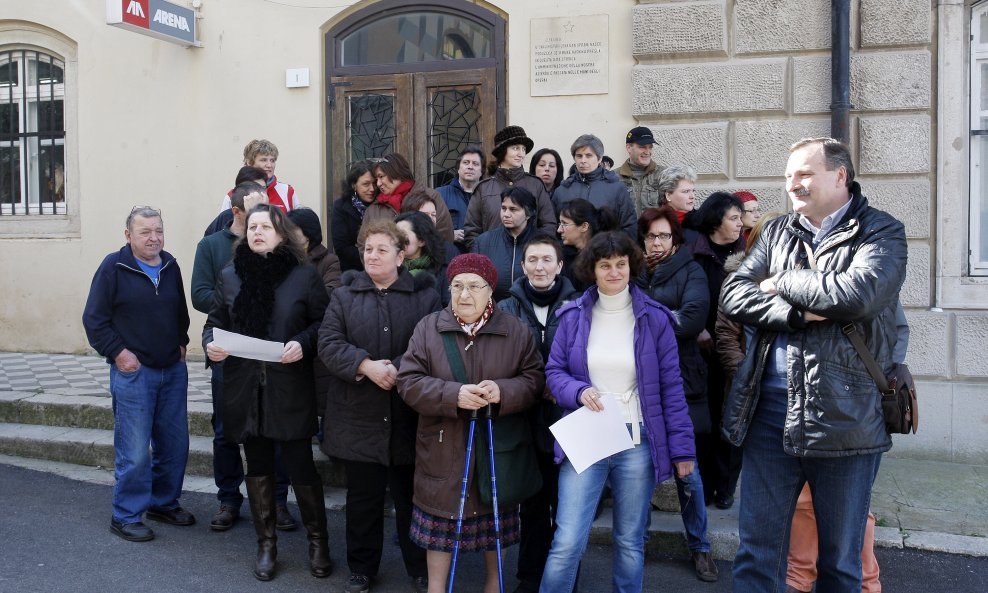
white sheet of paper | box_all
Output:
[212,328,284,363]
[549,393,635,473]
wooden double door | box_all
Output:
[328,67,497,194]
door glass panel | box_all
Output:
[347,93,396,164]
[428,89,482,188]
[0,145,21,206]
[0,103,19,134]
[982,63,988,112]
[341,12,491,66]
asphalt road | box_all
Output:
[0,463,985,593]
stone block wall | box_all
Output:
[631,0,988,462]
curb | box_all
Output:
[2,453,984,560]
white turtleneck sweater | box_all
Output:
[586,286,641,434]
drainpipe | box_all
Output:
[830,0,853,142]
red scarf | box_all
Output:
[675,210,687,224]
[377,180,414,213]
[452,299,495,351]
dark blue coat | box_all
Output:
[83,246,190,369]
[637,248,711,432]
[471,223,537,301]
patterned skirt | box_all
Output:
[410,504,521,553]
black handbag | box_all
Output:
[441,332,543,506]
[802,241,918,435]
[842,324,919,435]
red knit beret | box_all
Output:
[447,253,498,289]
[733,191,759,204]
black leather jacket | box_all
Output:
[719,185,907,457]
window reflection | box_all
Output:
[341,12,491,66]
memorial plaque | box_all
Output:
[531,15,609,97]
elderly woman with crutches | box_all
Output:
[398,254,544,593]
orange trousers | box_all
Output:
[786,483,881,592]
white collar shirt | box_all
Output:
[799,195,854,246]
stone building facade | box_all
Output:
[632,0,985,462]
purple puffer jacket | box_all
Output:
[546,284,696,484]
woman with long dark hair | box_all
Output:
[683,191,745,510]
[332,160,377,272]
[556,198,619,292]
[204,204,331,581]
[529,147,565,196]
[396,211,453,306]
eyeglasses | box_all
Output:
[744,206,760,213]
[450,282,490,295]
[558,222,576,229]
[645,232,673,242]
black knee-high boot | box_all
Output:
[246,476,278,581]
[294,482,333,578]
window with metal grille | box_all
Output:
[0,49,65,216]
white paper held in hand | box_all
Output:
[212,328,284,363]
[549,393,635,473]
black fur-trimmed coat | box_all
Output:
[317,268,442,466]
[203,247,329,443]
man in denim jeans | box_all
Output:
[720,138,907,593]
[83,206,193,542]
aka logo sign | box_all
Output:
[126,0,145,19]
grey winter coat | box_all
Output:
[317,269,442,466]
[551,166,637,238]
[719,185,907,457]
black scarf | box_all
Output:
[232,242,299,339]
[522,279,563,309]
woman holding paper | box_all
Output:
[397,253,544,593]
[203,204,331,582]
[539,231,696,593]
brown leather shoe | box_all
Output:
[210,505,240,531]
[691,551,720,582]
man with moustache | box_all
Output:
[615,126,666,214]
[719,137,907,593]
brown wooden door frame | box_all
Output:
[324,0,505,206]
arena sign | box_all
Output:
[106,0,199,47]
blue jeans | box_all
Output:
[732,387,882,593]
[210,363,244,508]
[110,361,190,524]
[675,465,710,552]
[540,424,656,593]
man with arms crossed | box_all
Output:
[720,137,907,592]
